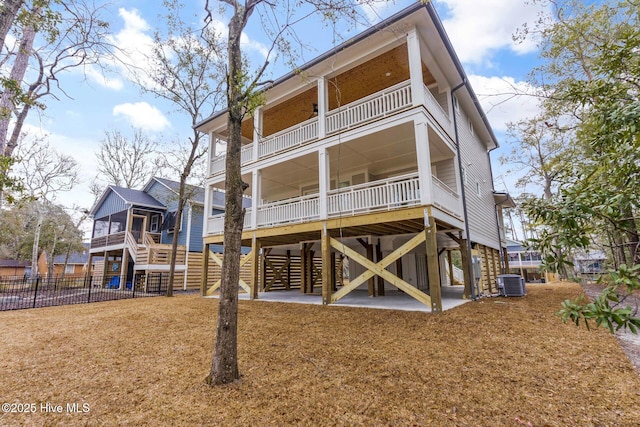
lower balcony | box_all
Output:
[206,173,461,236]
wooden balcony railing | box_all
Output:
[91,230,187,267]
[90,231,126,249]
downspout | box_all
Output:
[451,80,478,300]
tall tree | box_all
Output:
[202,0,388,385]
[11,137,79,278]
[0,0,116,206]
[515,0,640,332]
[0,0,25,49]
[500,116,574,200]
[133,0,226,297]
[94,128,162,189]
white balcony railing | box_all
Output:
[431,176,460,217]
[205,174,461,236]
[423,86,452,137]
[257,194,320,227]
[327,173,420,216]
[326,80,412,134]
[206,208,253,233]
[241,144,254,164]
[209,143,255,176]
[258,118,318,158]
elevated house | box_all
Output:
[506,239,545,283]
[197,3,512,311]
[88,177,222,289]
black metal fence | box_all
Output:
[0,273,171,311]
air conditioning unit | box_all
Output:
[497,274,526,297]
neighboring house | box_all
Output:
[506,239,557,283]
[51,243,90,276]
[574,250,606,275]
[88,177,218,289]
[0,253,48,278]
[196,3,512,310]
[0,259,32,278]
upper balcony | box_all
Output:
[208,41,453,178]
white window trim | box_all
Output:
[150,214,160,233]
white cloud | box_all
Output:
[438,0,548,64]
[468,74,540,133]
[358,1,396,24]
[89,8,157,89]
[112,102,171,132]
[240,31,270,59]
[84,66,124,90]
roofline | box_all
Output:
[108,186,164,209]
[146,176,206,206]
[88,186,112,217]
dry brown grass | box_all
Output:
[1,282,640,426]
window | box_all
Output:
[150,214,160,233]
[64,264,75,274]
[162,211,181,234]
[461,167,466,184]
[469,118,474,135]
[476,181,481,197]
[453,96,459,115]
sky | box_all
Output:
[12,0,550,229]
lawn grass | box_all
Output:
[1,282,639,426]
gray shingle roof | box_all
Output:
[109,186,165,209]
[153,177,205,204]
[53,243,90,264]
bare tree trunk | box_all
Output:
[30,203,43,279]
[0,8,38,155]
[0,0,25,53]
[623,210,640,265]
[167,180,186,297]
[207,4,249,385]
[48,229,59,278]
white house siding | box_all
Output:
[456,107,500,249]
[432,158,457,189]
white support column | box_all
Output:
[414,119,432,205]
[208,132,216,176]
[251,169,261,229]
[253,107,262,161]
[318,148,330,219]
[317,77,327,139]
[407,28,426,107]
[203,184,211,235]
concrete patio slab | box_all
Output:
[207,285,469,313]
